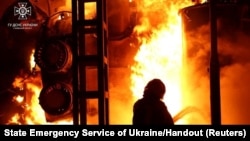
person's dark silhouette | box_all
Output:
[132,78,174,125]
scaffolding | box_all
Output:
[72,0,109,125]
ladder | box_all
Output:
[72,0,109,125]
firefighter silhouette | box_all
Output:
[132,78,174,125]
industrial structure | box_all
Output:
[0,0,250,125]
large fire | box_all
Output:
[130,0,192,124]
[129,0,209,124]
[8,0,211,125]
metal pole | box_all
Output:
[72,0,79,125]
[209,0,221,125]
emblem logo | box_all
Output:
[14,2,32,20]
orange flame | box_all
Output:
[9,0,211,125]
[10,50,73,124]
[8,113,22,125]
[13,95,24,104]
[129,0,208,124]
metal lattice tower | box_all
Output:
[72,0,109,125]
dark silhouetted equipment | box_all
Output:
[72,0,109,125]
[180,0,250,125]
[209,0,221,125]
[34,11,73,122]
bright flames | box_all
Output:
[10,49,73,125]
[8,0,210,125]
[129,0,205,124]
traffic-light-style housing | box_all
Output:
[34,11,73,122]
[34,0,109,124]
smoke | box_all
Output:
[219,32,250,124]
[1,0,249,125]
[181,24,211,124]
[183,10,250,124]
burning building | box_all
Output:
[0,0,250,125]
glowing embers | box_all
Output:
[34,40,72,73]
[39,82,72,117]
